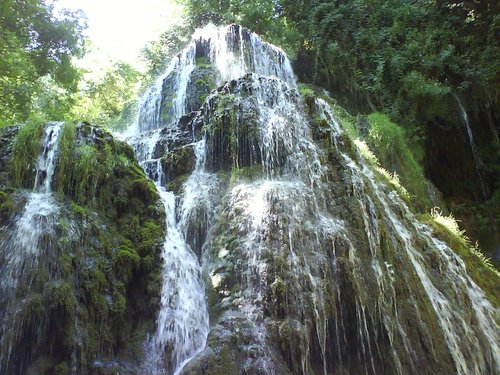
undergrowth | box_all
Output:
[366,112,431,211]
[420,208,500,308]
[353,138,411,202]
[11,114,46,188]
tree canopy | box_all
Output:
[0,0,86,124]
[181,0,499,121]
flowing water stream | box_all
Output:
[455,96,488,200]
[127,24,499,374]
[126,24,298,374]
[0,122,63,372]
[455,96,500,260]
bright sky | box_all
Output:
[53,0,182,71]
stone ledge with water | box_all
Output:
[0,121,166,374]
[0,23,498,375]
[124,24,499,375]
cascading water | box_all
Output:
[455,96,500,260]
[139,138,212,374]
[127,24,297,374]
[0,122,62,372]
[128,24,499,374]
[455,96,488,200]
[128,23,295,135]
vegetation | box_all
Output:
[70,63,141,131]
[11,115,46,188]
[0,0,86,125]
[366,112,431,211]
[353,138,411,203]
[140,23,190,79]
[420,209,499,308]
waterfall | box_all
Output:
[315,99,500,374]
[127,23,297,375]
[455,96,500,260]
[455,96,488,200]
[128,24,499,374]
[129,23,295,134]
[0,122,62,372]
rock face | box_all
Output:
[127,24,499,375]
[0,122,165,374]
[1,23,498,375]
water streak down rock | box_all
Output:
[0,122,62,372]
[0,121,166,374]
[128,24,499,374]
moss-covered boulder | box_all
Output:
[157,74,499,375]
[186,65,217,113]
[0,121,165,374]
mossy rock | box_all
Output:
[186,66,217,112]
[166,173,190,195]
[420,214,500,310]
[161,146,195,183]
[0,121,166,374]
[0,125,19,186]
[0,189,15,223]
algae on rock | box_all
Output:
[0,122,166,374]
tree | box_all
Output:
[0,0,86,125]
[71,62,140,131]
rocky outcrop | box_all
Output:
[166,75,499,375]
[0,122,165,374]
[124,24,499,375]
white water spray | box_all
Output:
[0,122,63,371]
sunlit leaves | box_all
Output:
[0,0,86,124]
[71,62,140,130]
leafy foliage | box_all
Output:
[180,0,301,53]
[71,62,141,131]
[140,24,190,79]
[11,115,46,188]
[366,112,431,210]
[0,0,86,124]
[420,209,500,307]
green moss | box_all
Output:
[69,201,86,216]
[73,144,100,202]
[53,362,71,375]
[54,126,154,214]
[55,122,77,194]
[420,213,500,309]
[0,190,14,221]
[46,281,77,313]
[111,292,127,316]
[132,177,159,203]
[161,146,195,178]
[206,346,238,375]
[230,164,262,183]
[11,118,45,188]
[366,112,431,211]
[271,277,287,298]
[115,244,141,283]
[59,253,73,279]
[195,56,211,68]
[166,173,190,194]
[298,83,315,98]
[26,293,44,316]
[136,220,163,256]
